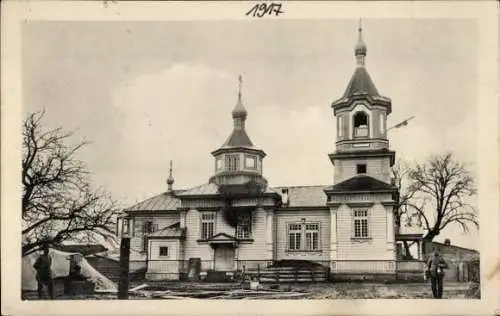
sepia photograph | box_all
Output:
[2,1,499,315]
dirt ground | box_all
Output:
[22,281,477,300]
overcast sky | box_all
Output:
[22,19,478,249]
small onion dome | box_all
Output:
[167,175,174,185]
[232,97,247,119]
[355,27,367,56]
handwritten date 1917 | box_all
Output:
[246,3,284,18]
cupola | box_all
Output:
[209,75,267,197]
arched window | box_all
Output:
[353,111,369,138]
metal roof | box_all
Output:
[126,184,332,212]
[272,185,329,208]
[342,66,380,99]
[125,191,182,211]
[148,222,185,238]
[176,183,220,196]
[325,175,396,193]
[221,129,254,148]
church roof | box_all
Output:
[342,66,380,99]
[272,185,329,208]
[221,129,254,148]
[148,222,185,238]
[176,182,220,196]
[326,175,397,193]
[124,191,183,212]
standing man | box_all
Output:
[33,245,55,299]
[426,250,449,299]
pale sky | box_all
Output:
[22,19,478,249]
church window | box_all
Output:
[287,222,320,251]
[225,154,240,171]
[338,116,344,137]
[201,211,215,239]
[236,212,252,239]
[142,221,157,253]
[159,246,169,257]
[305,223,320,250]
[143,221,157,234]
[244,155,257,169]
[353,209,369,238]
[216,157,223,170]
[356,164,367,174]
[353,111,369,138]
[379,113,385,134]
[288,223,302,250]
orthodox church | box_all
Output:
[118,27,425,281]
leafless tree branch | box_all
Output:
[22,110,120,256]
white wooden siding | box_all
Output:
[183,208,270,262]
[275,210,330,261]
[183,209,213,261]
[147,239,181,280]
[334,158,391,184]
[336,203,393,260]
[129,213,180,254]
[236,208,270,260]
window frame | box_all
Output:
[356,163,367,174]
[235,212,252,239]
[244,155,257,170]
[353,111,370,138]
[215,157,223,170]
[159,246,169,257]
[379,113,385,135]
[353,209,370,239]
[225,154,241,172]
[338,116,344,138]
[287,221,321,252]
[200,211,216,240]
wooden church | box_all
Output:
[117,26,426,282]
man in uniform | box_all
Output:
[426,250,449,299]
[33,245,55,299]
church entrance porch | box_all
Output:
[205,233,239,282]
[214,244,235,272]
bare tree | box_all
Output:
[408,152,478,241]
[22,110,120,256]
[391,160,426,258]
[393,153,478,251]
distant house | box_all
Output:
[117,27,426,282]
[423,239,479,282]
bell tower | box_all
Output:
[329,24,395,185]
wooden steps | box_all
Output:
[242,265,329,283]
